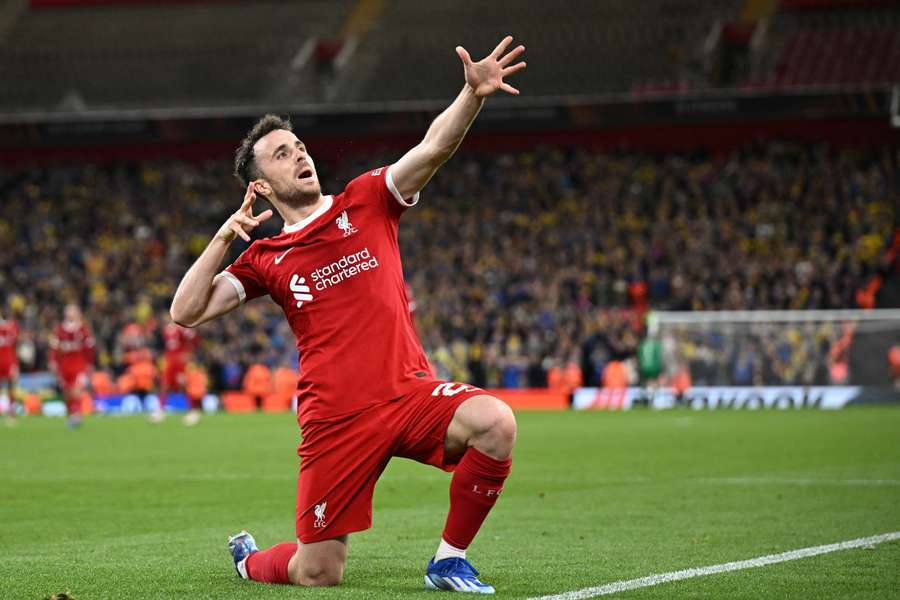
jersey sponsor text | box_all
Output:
[310,247,380,291]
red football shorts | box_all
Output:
[163,357,186,390]
[0,361,17,381]
[59,367,87,389]
[294,380,487,543]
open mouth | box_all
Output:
[297,167,314,181]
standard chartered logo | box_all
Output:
[289,274,314,308]
[310,247,380,292]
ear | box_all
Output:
[252,180,271,196]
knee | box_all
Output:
[476,398,517,458]
[492,401,517,448]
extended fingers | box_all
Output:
[255,209,274,222]
[227,212,262,242]
[499,82,520,95]
[491,35,513,59]
[231,224,251,242]
[240,182,257,210]
[502,61,527,77]
[456,45,472,65]
[499,44,525,67]
[234,212,261,229]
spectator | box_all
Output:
[0,142,895,391]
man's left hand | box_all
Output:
[456,35,526,98]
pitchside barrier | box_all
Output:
[225,387,570,413]
[487,389,570,410]
[5,378,569,416]
[572,385,900,411]
[578,309,900,411]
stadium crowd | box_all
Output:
[0,141,896,394]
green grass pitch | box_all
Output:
[3,408,899,599]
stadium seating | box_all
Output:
[2,0,896,110]
[348,0,742,102]
[1,141,895,393]
[0,0,354,111]
[743,5,900,89]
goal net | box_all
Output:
[647,309,900,388]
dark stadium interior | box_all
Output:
[1,0,899,400]
[2,0,899,112]
[3,1,900,599]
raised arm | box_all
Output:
[170,184,273,328]
[390,36,526,199]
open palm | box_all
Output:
[457,36,526,98]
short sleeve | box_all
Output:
[345,165,420,218]
[385,165,420,210]
[220,244,267,304]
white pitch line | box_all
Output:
[696,477,900,487]
[526,531,900,600]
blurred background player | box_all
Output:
[162,318,200,423]
[0,304,19,421]
[49,304,95,429]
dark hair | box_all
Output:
[234,114,294,187]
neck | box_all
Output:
[276,193,327,228]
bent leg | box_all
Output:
[445,394,517,461]
[244,541,295,583]
[245,535,348,586]
[288,535,349,586]
[439,394,516,552]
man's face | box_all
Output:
[253,129,321,205]
[64,304,80,323]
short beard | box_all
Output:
[274,182,322,208]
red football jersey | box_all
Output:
[50,322,95,373]
[222,165,433,425]
[164,322,198,359]
[0,319,18,365]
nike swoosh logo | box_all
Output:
[274,247,294,265]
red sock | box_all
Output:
[246,542,295,584]
[442,448,512,549]
[67,393,81,416]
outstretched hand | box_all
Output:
[456,35,526,98]
[216,182,274,243]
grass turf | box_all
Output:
[2,408,899,599]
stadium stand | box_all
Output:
[2,0,896,112]
[1,141,896,391]
[0,0,898,404]
[743,3,900,89]
[0,0,353,112]
[348,0,743,102]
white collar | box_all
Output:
[282,195,333,233]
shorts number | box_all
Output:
[431,383,476,397]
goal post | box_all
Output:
[647,309,900,387]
